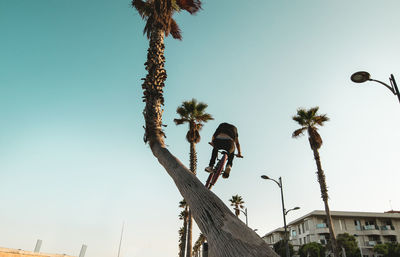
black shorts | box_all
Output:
[213,138,235,154]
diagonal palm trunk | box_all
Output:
[311,147,340,257]
[142,26,277,257]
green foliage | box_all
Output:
[299,242,325,257]
[228,195,245,217]
[336,233,361,257]
[174,98,213,143]
[273,240,294,257]
[373,242,400,257]
[292,106,329,149]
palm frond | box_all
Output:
[292,115,306,126]
[195,102,208,112]
[314,114,329,126]
[176,106,189,118]
[174,118,188,125]
[292,127,306,138]
[196,113,214,122]
[176,0,202,14]
[131,0,150,18]
[170,18,182,40]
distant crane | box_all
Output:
[117,222,125,257]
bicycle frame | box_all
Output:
[205,150,228,190]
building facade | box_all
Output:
[262,210,400,257]
[0,247,76,257]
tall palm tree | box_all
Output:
[229,195,245,217]
[292,107,339,257]
[133,1,277,256]
[174,98,213,257]
[178,199,188,257]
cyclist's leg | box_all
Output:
[222,140,235,178]
[205,139,219,172]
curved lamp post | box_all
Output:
[240,208,248,226]
[350,71,400,104]
[261,175,300,257]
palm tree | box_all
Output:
[229,195,245,217]
[292,107,339,257]
[178,199,188,257]
[174,99,213,257]
[133,1,277,256]
[192,233,206,257]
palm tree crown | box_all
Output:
[229,195,245,217]
[174,99,214,143]
[292,107,329,149]
[132,0,201,40]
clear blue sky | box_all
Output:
[1,0,400,256]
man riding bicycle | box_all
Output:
[205,122,243,178]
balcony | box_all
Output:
[381,225,395,230]
[362,225,380,235]
[381,226,397,236]
[365,241,379,247]
[363,225,379,230]
[316,223,329,234]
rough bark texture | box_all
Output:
[311,147,340,257]
[142,28,166,146]
[150,142,278,257]
[141,25,277,257]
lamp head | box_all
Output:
[261,175,270,180]
[293,207,300,210]
[351,71,371,83]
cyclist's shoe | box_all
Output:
[205,166,213,173]
[222,165,231,178]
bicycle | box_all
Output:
[205,149,228,190]
[205,142,242,190]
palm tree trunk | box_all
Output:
[180,207,188,257]
[186,209,193,257]
[142,28,167,146]
[311,148,340,257]
[141,27,278,257]
[186,142,196,257]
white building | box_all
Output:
[262,210,400,257]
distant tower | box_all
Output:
[79,244,87,257]
[34,240,42,253]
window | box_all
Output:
[291,230,297,237]
[302,223,305,233]
[307,235,311,243]
[298,225,302,235]
[299,238,302,245]
[305,220,309,231]
[354,220,361,230]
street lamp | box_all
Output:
[240,208,249,226]
[261,175,300,257]
[350,71,400,104]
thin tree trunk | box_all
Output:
[186,142,196,257]
[312,148,340,257]
[186,209,193,257]
[141,27,278,257]
[180,206,188,257]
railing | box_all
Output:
[380,225,395,230]
[363,225,379,230]
[316,223,327,228]
[366,241,377,246]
